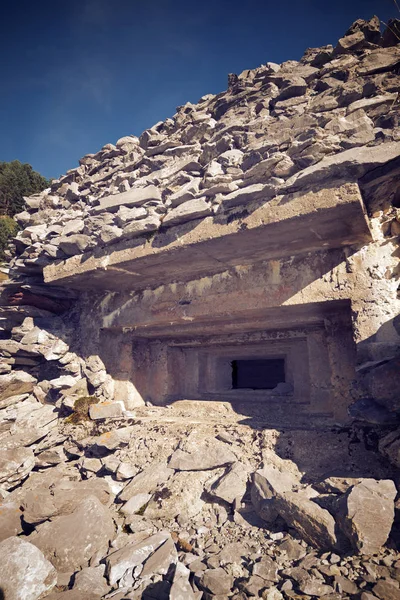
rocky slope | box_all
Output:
[1,15,400,600]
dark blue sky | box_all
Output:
[0,0,394,179]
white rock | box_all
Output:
[0,537,57,600]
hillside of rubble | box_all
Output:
[1,15,400,600]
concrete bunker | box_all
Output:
[98,298,357,423]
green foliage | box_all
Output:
[0,160,50,217]
[65,396,98,424]
[0,216,18,260]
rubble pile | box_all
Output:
[0,15,400,600]
[1,413,400,600]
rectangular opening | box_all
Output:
[232,358,286,390]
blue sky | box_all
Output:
[0,0,395,180]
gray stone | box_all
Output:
[251,464,299,523]
[58,234,93,255]
[0,447,35,490]
[373,579,400,600]
[335,478,396,554]
[106,531,170,586]
[140,536,178,579]
[0,371,36,403]
[278,538,307,561]
[163,198,212,226]
[119,462,174,501]
[93,185,161,213]
[335,30,366,54]
[206,461,249,503]
[0,501,23,541]
[169,441,236,470]
[144,471,208,520]
[286,141,400,192]
[0,537,57,600]
[32,495,115,571]
[168,178,201,206]
[89,401,124,420]
[358,47,400,75]
[121,214,160,238]
[72,565,110,598]
[115,205,147,225]
[253,556,279,581]
[21,478,112,524]
[298,578,335,596]
[275,491,337,549]
[201,567,234,595]
[170,561,197,600]
[275,77,307,102]
[121,493,152,516]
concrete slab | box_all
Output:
[44,183,372,291]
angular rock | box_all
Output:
[0,500,23,541]
[373,579,400,600]
[206,461,249,503]
[335,479,396,554]
[169,440,236,471]
[21,478,112,524]
[335,30,366,54]
[253,556,279,582]
[163,198,212,226]
[170,561,197,600]
[144,470,209,520]
[121,214,160,239]
[251,464,299,523]
[0,371,36,403]
[106,531,170,586]
[275,491,337,549]
[201,567,234,595]
[298,578,334,596]
[89,401,124,420]
[0,447,35,490]
[72,565,110,598]
[0,537,57,600]
[286,141,400,192]
[358,47,400,75]
[93,185,162,213]
[121,493,152,516]
[140,536,178,579]
[119,462,174,501]
[31,495,115,571]
[58,234,93,255]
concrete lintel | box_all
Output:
[44,183,372,291]
[109,300,351,339]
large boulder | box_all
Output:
[334,479,396,554]
[206,461,250,504]
[21,477,112,524]
[0,537,57,600]
[0,371,36,403]
[251,463,299,523]
[275,491,338,550]
[31,495,115,571]
[169,439,236,471]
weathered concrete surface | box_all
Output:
[43,183,372,291]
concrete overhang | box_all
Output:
[110,300,352,339]
[43,183,373,291]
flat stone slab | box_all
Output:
[44,183,372,291]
